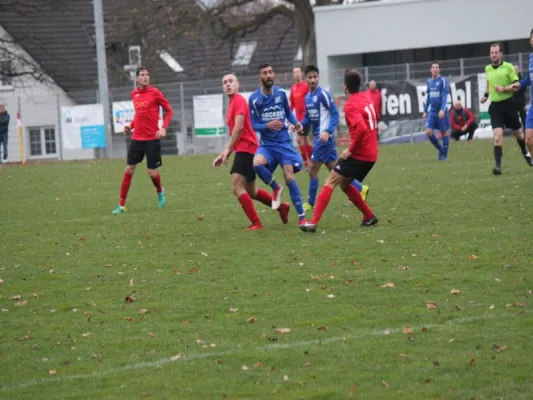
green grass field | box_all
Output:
[1,138,532,400]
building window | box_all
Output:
[232,41,257,67]
[28,127,57,157]
[0,59,13,88]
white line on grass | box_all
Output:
[4,314,500,391]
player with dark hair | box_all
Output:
[290,66,313,169]
[299,64,369,212]
[511,29,533,163]
[112,67,173,214]
[213,72,290,230]
[481,43,531,175]
[249,63,308,226]
[422,62,450,161]
[301,69,378,233]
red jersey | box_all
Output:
[344,92,378,162]
[227,93,259,154]
[289,81,309,121]
[365,88,382,121]
[130,85,173,141]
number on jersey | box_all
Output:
[364,104,377,130]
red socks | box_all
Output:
[343,184,373,219]
[306,145,314,161]
[119,172,133,206]
[254,188,272,207]
[311,185,333,224]
[151,173,163,193]
[299,145,309,164]
[238,193,260,224]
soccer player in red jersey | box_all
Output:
[112,67,173,214]
[300,69,379,232]
[290,67,313,168]
[213,72,290,230]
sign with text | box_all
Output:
[112,101,163,134]
[60,104,105,149]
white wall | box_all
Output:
[315,0,533,86]
[0,25,95,163]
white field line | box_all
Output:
[4,314,501,391]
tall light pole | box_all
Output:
[93,0,112,158]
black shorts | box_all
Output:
[230,151,256,182]
[297,124,312,137]
[489,98,521,131]
[333,158,375,182]
[127,139,162,169]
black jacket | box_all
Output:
[0,111,9,136]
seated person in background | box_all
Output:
[449,99,477,141]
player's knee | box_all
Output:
[425,129,433,137]
[125,165,135,175]
[525,132,533,146]
[147,169,157,178]
[253,157,265,168]
[284,173,294,184]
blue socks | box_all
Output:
[308,177,319,207]
[442,135,449,157]
[254,165,279,190]
[428,134,442,151]
[351,179,363,192]
[287,179,305,221]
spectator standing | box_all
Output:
[0,104,9,163]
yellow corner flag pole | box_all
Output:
[17,111,25,164]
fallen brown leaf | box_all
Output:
[253,362,263,369]
[9,295,22,301]
[450,289,461,295]
[49,369,57,376]
[433,360,440,367]
[349,385,356,397]
[104,263,113,268]
[396,265,409,271]
[81,332,91,337]
[506,302,526,308]
[383,329,392,335]
[241,365,249,371]
[138,309,150,314]
[424,301,438,310]
[398,353,408,357]
[229,308,239,313]
[15,300,28,307]
[381,380,389,388]
[421,327,429,333]
[125,295,136,303]
[469,357,476,365]
[402,325,413,335]
[467,254,479,260]
[302,362,311,368]
[247,316,256,323]
[424,379,432,383]
[491,344,509,353]
[188,268,199,274]
[181,320,190,325]
[0,279,4,284]
[197,215,205,220]
[129,279,134,287]
[148,333,157,338]
[124,317,134,322]
[318,326,328,331]
[33,292,39,298]
[275,328,291,334]
[380,282,395,288]
[87,301,97,307]
[326,294,335,299]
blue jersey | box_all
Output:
[301,86,339,137]
[424,76,449,114]
[249,86,298,145]
[519,53,533,105]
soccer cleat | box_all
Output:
[492,166,502,176]
[300,222,317,233]
[437,150,442,161]
[278,202,290,224]
[361,214,379,227]
[361,185,370,201]
[271,185,283,210]
[112,205,126,214]
[157,190,166,208]
[248,222,264,231]
[525,154,533,166]
[298,218,309,226]
[441,155,448,161]
[303,202,314,212]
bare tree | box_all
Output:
[199,0,342,67]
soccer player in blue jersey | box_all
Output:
[249,63,308,225]
[422,62,450,160]
[298,65,369,211]
[511,29,533,161]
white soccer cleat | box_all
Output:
[271,185,283,210]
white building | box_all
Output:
[315,0,533,92]
[0,24,95,163]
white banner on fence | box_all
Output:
[60,104,105,149]
[477,73,490,123]
[112,101,163,134]
[193,94,226,137]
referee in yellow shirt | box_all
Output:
[480,43,531,175]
